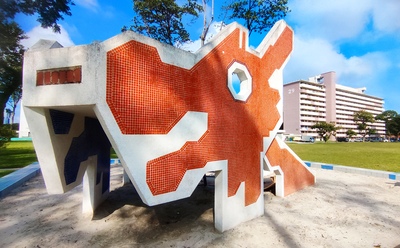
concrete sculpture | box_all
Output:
[22,20,315,232]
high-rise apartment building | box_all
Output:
[283,71,385,139]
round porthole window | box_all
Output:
[227,61,252,102]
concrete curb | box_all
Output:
[0,162,41,198]
[305,161,400,180]
[110,159,120,165]
[0,159,122,198]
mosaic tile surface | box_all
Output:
[64,116,111,193]
[36,67,81,86]
[107,28,292,205]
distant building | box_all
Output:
[283,71,385,139]
[18,101,30,138]
[3,108,10,124]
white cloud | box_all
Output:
[287,0,372,42]
[75,0,99,11]
[371,0,400,33]
[101,5,117,19]
[287,0,400,42]
[284,34,390,88]
[284,0,400,111]
[21,25,75,49]
[342,52,389,78]
[283,35,345,82]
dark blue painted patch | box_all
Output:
[305,162,311,167]
[321,164,333,170]
[64,138,85,184]
[50,109,74,134]
[389,174,396,180]
[64,117,110,193]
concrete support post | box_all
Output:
[82,156,109,216]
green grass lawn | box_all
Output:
[287,142,400,173]
[0,141,37,177]
[0,169,16,177]
[0,141,37,169]
[0,141,117,178]
[1,141,399,178]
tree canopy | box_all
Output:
[311,121,340,143]
[0,0,74,33]
[376,110,399,137]
[346,129,357,139]
[389,116,400,140]
[353,110,375,141]
[123,0,203,46]
[223,0,289,37]
[0,19,25,126]
[0,0,74,126]
[0,124,14,147]
[376,110,400,140]
[125,0,290,46]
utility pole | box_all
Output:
[200,0,214,47]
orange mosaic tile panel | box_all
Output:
[36,66,82,86]
[265,139,315,196]
[106,27,293,205]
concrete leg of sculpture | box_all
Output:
[272,133,285,197]
[214,166,227,232]
[24,106,111,214]
[77,117,111,215]
[214,160,264,232]
[122,169,131,185]
[265,134,315,197]
[82,156,109,216]
[23,107,85,193]
[272,163,284,197]
[264,152,285,197]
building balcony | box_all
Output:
[336,90,383,104]
[300,89,326,97]
[300,83,325,91]
[300,99,325,107]
[300,121,319,126]
[300,116,326,122]
[300,105,326,112]
[300,110,326,117]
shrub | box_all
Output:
[0,125,16,148]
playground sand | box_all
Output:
[1,165,399,248]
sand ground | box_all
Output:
[0,165,399,248]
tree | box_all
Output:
[0,0,74,33]
[346,129,357,139]
[0,0,74,125]
[223,0,290,37]
[0,124,14,148]
[311,121,340,143]
[0,19,24,126]
[389,116,400,141]
[123,0,203,46]
[376,110,398,138]
[6,84,22,125]
[368,128,377,136]
[353,110,375,141]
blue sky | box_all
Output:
[14,0,400,121]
